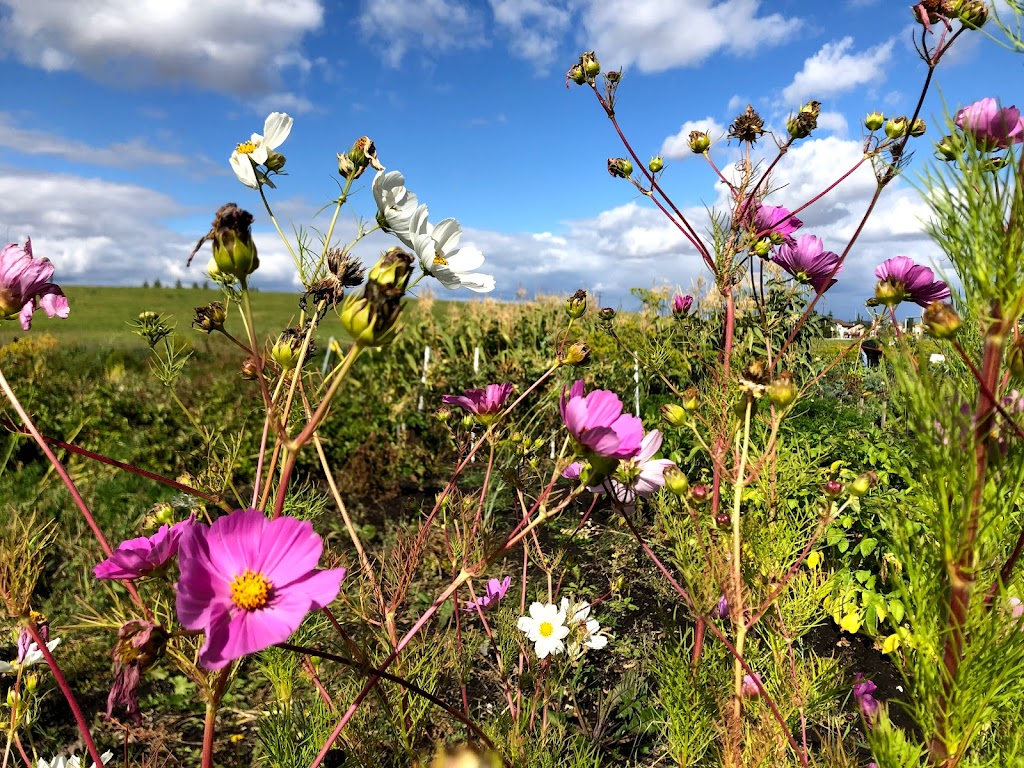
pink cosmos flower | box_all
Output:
[564,429,675,506]
[955,98,1024,151]
[0,239,70,330]
[463,576,511,613]
[772,235,842,293]
[560,380,643,460]
[710,594,729,619]
[750,202,803,243]
[176,509,345,670]
[741,672,763,698]
[671,294,693,316]
[94,517,195,580]
[442,382,513,422]
[874,256,951,308]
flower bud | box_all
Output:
[671,294,693,317]
[436,406,452,424]
[342,248,413,347]
[598,307,616,322]
[566,63,587,86]
[565,289,587,319]
[922,301,961,339]
[884,116,908,139]
[956,0,987,28]
[715,511,730,527]
[580,51,601,78]
[688,130,711,154]
[605,70,621,84]
[1008,337,1024,381]
[240,356,260,380]
[691,483,709,504]
[192,301,227,333]
[661,403,687,427]
[648,156,665,173]
[865,111,885,131]
[823,480,843,498]
[607,157,633,179]
[751,238,772,258]
[935,134,962,161]
[663,466,690,496]
[849,471,878,497]
[788,101,820,140]
[982,155,1012,173]
[208,204,259,280]
[264,151,287,172]
[682,387,699,412]
[561,341,591,366]
[909,118,927,137]
[131,311,172,348]
[271,331,303,371]
[767,371,798,409]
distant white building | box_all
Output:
[834,320,866,339]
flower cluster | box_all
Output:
[517,597,608,659]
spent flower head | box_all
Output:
[0,240,70,331]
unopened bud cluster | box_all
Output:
[787,101,821,140]
[340,247,413,347]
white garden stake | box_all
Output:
[473,346,480,375]
[634,355,640,417]
[418,345,431,411]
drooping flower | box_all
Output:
[0,240,70,331]
[176,509,346,670]
[562,598,608,654]
[853,674,880,726]
[874,256,951,307]
[463,576,511,613]
[373,170,420,248]
[409,206,495,293]
[560,380,644,460]
[35,752,114,768]
[94,517,194,581]
[106,620,167,724]
[772,235,842,293]
[671,294,693,316]
[517,601,570,659]
[0,628,61,675]
[229,112,293,189]
[442,383,513,424]
[955,98,1024,151]
[749,202,803,244]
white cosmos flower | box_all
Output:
[372,170,420,248]
[561,598,609,654]
[36,751,113,768]
[0,637,61,675]
[229,112,293,189]
[409,205,495,293]
[517,601,570,659]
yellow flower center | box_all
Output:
[230,569,272,611]
[236,140,258,156]
[539,621,554,638]
[433,253,448,266]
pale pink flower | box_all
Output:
[463,576,511,612]
[0,239,69,330]
[955,98,1024,151]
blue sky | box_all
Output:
[1,0,1022,318]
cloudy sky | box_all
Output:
[1,0,1022,318]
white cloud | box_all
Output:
[489,0,572,71]
[0,112,193,169]
[815,111,849,136]
[661,118,728,159]
[0,0,323,94]
[781,37,895,104]
[576,0,802,73]
[358,0,486,68]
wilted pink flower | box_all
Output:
[741,672,762,698]
[176,509,345,670]
[955,98,1024,151]
[560,380,643,460]
[749,202,803,243]
[671,294,693,316]
[772,235,842,293]
[442,382,513,423]
[94,517,195,580]
[874,256,951,308]
[106,620,167,724]
[463,576,511,612]
[853,674,880,725]
[0,239,70,331]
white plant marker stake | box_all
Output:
[473,346,480,375]
[418,345,431,411]
[321,336,338,376]
[634,354,640,417]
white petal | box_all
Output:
[262,112,293,150]
[0,660,13,674]
[229,152,259,188]
[410,204,432,236]
[431,218,463,253]
[446,244,485,272]
[452,271,495,293]
[517,616,536,632]
[636,430,664,463]
[585,634,609,650]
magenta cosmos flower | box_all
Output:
[442,382,513,423]
[463,576,511,612]
[853,674,880,726]
[176,509,345,670]
[671,294,693,316]
[772,234,842,293]
[0,239,70,330]
[955,98,1024,151]
[94,517,195,580]
[568,429,676,506]
[874,256,951,307]
[560,380,643,460]
[750,202,803,244]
